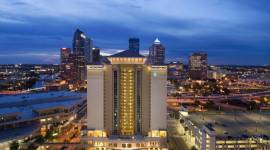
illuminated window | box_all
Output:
[120,66,135,135]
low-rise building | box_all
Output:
[0,91,86,147]
[179,111,270,150]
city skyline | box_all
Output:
[1,1,270,149]
[0,0,270,65]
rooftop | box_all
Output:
[0,91,86,124]
[185,111,270,138]
[0,91,80,105]
[109,50,145,58]
[0,124,40,142]
[154,38,160,44]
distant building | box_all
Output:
[179,111,270,150]
[168,61,184,77]
[149,38,165,65]
[72,29,93,81]
[60,48,71,77]
[73,29,93,62]
[189,52,208,80]
[128,38,140,53]
[60,47,71,60]
[0,91,86,147]
[85,50,167,149]
[208,70,226,80]
[92,47,100,63]
[84,37,93,64]
[60,48,77,83]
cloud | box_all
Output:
[0,53,59,57]
[0,0,269,65]
[0,17,27,24]
[0,52,59,64]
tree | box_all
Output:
[44,130,53,140]
[35,135,45,144]
[27,143,37,150]
[204,100,215,110]
[194,100,200,106]
[191,146,198,150]
[10,141,19,150]
[248,101,259,110]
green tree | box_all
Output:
[248,101,259,110]
[191,146,198,150]
[35,135,45,144]
[10,141,19,150]
[27,143,37,150]
[44,130,53,140]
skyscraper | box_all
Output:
[60,48,77,83]
[72,29,93,81]
[60,48,71,80]
[60,47,71,60]
[92,47,100,63]
[84,37,93,64]
[128,38,140,53]
[85,49,167,149]
[189,52,208,80]
[149,38,165,65]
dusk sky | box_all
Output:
[0,0,270,65]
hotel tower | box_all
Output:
[85,49,167,149]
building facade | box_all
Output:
[60,47,71,79]
[179,111,270,150]
[189,52,208,80]
[60,48,77,83]
[73,29,93,81]
[167,61,184,78]
[128,38,140,53]
[149,38,165,65]
[92,47,101,63]
[85,50,167,149]
[0,91,86,149]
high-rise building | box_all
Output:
[85,49,167,149]
[128,38,140,53]
[189,52,208,80]
[73,29,85,55]
[168,61,184,78]
[60,48,77,83]
[60,47,71,80]
[85,37,93,64]
[60,47,71,60]
[73,29,93,60]
[92,47,100,63]
[149,38,165,65]
[72,29,93,81]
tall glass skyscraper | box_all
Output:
[72,29,93,81]
[72,29,93,63]
[92,47,101,63]
[60,48,77,83]
[149,38,165,65]
[128,38,140,53]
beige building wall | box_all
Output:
[150,66,167,130]
[141,66,151,135]
[87,65,105,130]
[104,65,113,135]
[87,64,167,135]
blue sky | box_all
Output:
[0,0,270,65]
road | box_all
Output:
[167,119,189,150]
